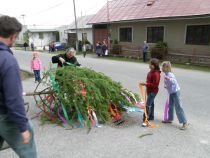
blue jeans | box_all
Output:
[0,114,37,158]
[168,91,187,124]
[33,70,41,82]
[143,93,157,121]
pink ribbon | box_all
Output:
[163,97,169,121]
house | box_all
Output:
[57,25,69,44]
[88,0,210,65]
[28,29,59,50]
[66,15,94,47]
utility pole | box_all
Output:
[106,0,111,51]
[73,0,79,52]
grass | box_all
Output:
[102,55,210,72]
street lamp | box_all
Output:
[73,0,79,52]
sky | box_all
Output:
[0,0,107,28]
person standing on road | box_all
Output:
[102,39,107,56]
[52,48,80,67]
[23,42,28,51]
[31,52,42,83]
[31,42,35,51]
[161,61,188,130]
[142,41,149,62]
[0,16,37,157]
[140,58,161,127]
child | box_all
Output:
[31,52,42,83]
[140,58,161,127]
[161,61,188,130]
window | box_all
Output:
[39,32,44,39]
[119,27,132,42]
[186,25,210,45]
[147,26,164,43]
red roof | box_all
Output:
[89,0,210,24]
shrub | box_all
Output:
[150,41,168,60]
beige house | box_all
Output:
[89,0,210,65]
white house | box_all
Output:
[28,29,58,50]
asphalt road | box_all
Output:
[1,50,210,158]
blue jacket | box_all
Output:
[0,42,28,132]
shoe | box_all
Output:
[180,123,189,130]
[142,122,147,127]
[162,120,172,123]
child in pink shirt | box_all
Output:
[31,52,42,83]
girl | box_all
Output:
[161,61,188,130]
[140,58,161,127]
[31,52,42,83]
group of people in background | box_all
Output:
[95,39,108,57]
[23,42,35,51]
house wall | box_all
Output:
[58,26,68,43]
[29,32,56,49]
[69,28,93,44]
[110,18,210,57]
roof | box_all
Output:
[69,15,94,30]
[88,0,210,24]
[28,29,58,33]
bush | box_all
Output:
[150,41,168,59]
[110,39,121,54]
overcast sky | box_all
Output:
[0,0,107,28]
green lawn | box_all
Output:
[102,56,210,72]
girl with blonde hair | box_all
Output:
[31,52,42,83]
[162,61,188,130]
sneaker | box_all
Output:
[162,120,172,123]
[180,123,189,130]
[142,122,147,127]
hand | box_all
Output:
[164,76,170,80]
[140,82,146,86]
[59,57,65,64]
[21,130,31,144]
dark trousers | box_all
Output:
[33,70,41,82]
[143,52,147,62]
[143,93,157,121]
[0,114,37,157]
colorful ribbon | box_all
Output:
[163,97,169,121]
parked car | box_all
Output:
[54,42,65,50]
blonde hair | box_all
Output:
[162,61,172,72]
[32,52,39,58]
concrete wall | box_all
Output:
[110,18,210,57]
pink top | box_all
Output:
[31,58,42,70]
